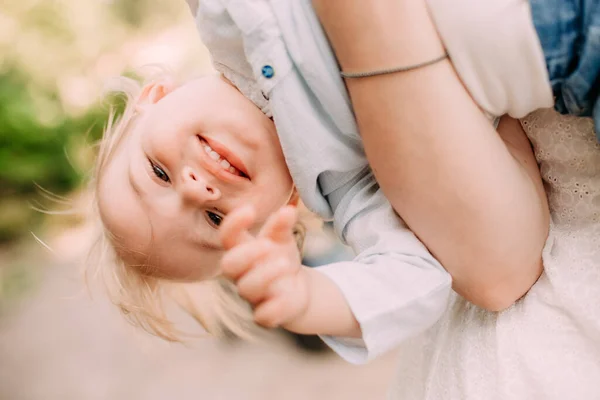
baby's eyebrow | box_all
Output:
[128,162,143,199]
[128,158,152,204]
[190,228,223,251]
[196,240,222,251]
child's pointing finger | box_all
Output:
[220,239,271,280]
[259,205,298,243]
[219,205,256,249]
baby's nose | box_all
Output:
[180,166,221,203]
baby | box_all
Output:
[91,0,562,365]
[93,50,550,364]
[94,71,455,363]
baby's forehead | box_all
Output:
[99,178,216,279]
[101,202,187,277]
[109,220,222,281]
[99,190,151,260]
[97,153,153,256]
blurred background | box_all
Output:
[0,1,397,399]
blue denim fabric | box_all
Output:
[530,0,600,139]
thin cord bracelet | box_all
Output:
[340,52,449,79]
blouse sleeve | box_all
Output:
[316,190,452,364]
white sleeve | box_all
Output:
[316,196,452,364]
[426,0,553,118]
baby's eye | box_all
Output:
[206,211,223,227]
[149,159,170,183]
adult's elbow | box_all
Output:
[474,286,527,312]
[457,257,544,312]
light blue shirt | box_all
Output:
[193,0,452,364]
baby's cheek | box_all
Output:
[150,137,180,165]
[258,183,294,213]
[143,124,183,165]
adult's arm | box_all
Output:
[312,0,549,311]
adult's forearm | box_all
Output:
[312,0,548,310]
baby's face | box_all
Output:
[99,76,294,281]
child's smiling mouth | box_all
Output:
[197,135,250,180]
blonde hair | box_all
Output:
[88,67,309,342]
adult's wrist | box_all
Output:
[312,0,445,72]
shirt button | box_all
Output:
[261,65,275,79]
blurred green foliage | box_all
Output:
[0,0,189,244]
[0,67,107,243]
[111,0,178,27]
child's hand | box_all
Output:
[219,205,309,329]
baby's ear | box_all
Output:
[288,188,299,206]
[137,79,176,107]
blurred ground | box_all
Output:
[0,225,398,400]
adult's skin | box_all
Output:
[312,0,549,310]
[184,0,549,311]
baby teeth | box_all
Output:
[201,139,241,175]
